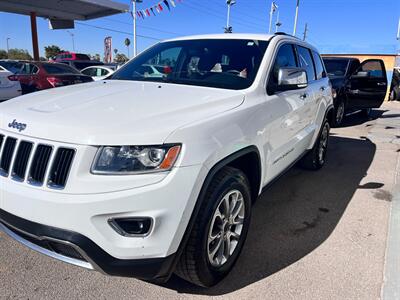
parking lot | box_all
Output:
[0,102,398,299]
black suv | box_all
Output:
[322,57,387,126]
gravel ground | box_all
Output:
[1,102,399,300]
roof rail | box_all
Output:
[274,32,301,40]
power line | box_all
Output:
[103,17,184,36]
[187,1,267,29]
[75,22,161,41]
[181,2,264,31]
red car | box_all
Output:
[54,52,91,61]
[7,61,93,94]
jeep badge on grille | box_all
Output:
[8,119,27,132]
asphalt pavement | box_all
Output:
[1,102,400,300]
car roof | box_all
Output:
[165,33,276,42]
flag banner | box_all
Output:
[163,0,171,11]
[131,0,182,20]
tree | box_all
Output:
[0,49,7,59]
[114,53,128,64]
[44,45,63,60]
[124,38,131,58]
[92,53,101,61]
[7,49,32,60]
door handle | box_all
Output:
[300,93,308,100]
[377,82,386,86]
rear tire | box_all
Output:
[300,119,330,170]
[175,166,252,287]
[332,100,345,127]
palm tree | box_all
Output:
[125,38,131,58]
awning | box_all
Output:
[0,0,128,20]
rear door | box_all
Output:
[346,59,387,109]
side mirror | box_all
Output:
[277,67,308,91]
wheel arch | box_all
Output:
[165,146,262,280]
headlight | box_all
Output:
[91,144,181,175]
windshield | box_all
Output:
[323,59,349,77]
[111,39,269,90]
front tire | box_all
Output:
[300,119,330,170]
[175,166,252,287]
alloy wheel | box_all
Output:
[207,190,245,267]
[318,124,329,164]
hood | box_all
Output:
[0,80,244,145]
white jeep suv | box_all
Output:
[0,33,333,287]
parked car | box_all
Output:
[81,65,116,81]
[390,67,400,101]
[58,60,105,71]
[0,33,333,287]
[0,60,24,74]
[322,57,387,126]
[7,61,93,94]
[54,52,91,61]
[0,65,22,101]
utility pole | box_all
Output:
[293,0,300,36]
[6,37,10,53]
[397,17,400,40]
[269,1,278,34]
[302,23,308,41]
[133,0,143,57]
[224,0,236,33]
[275,11,282,32]
[66,30,75,52]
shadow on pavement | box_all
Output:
[339,109,386,128]
[162,135,377,295]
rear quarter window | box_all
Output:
[42,64,79,74]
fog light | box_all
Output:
[108,217,152,237]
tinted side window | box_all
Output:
[360,60,385,78]
[297,46,316,81]
[269,44,298,88]
[31,65,39,74]
[312,51,325,80]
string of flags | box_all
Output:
[131,0,183,20]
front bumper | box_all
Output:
[0,209,175,280]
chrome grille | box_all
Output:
[28,145,53,186]
[0,134,75,189]
[48,148,75,189]
[0,137,17,176]
[12,141,33,181]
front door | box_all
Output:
[265,43,311,182]
[346,59,387,109]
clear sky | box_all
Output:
[0,0,399,58]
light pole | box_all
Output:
[224,0,236,33]
[6,37,10,53]
[133,0,143,57]
[397,17,400,40]
[275,11,282,32]
[293,0,300,36]
[269,2,278,34]
[66,30,75,52]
